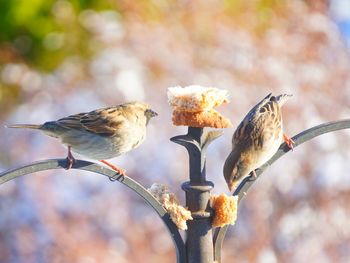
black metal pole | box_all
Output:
[171,127,222,263]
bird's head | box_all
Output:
[223,150,250,192]
[125,102,158,124]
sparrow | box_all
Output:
[7,102,158,175]
[223,93,294,191]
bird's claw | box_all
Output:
[100,160,126,181]
[108,173,125,182]
[65,146,76,169]
[249,170,258,180]
[65,156,75,170]
[108,168,126,182]
[283,134,295,150]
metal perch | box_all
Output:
[0,159,186,262]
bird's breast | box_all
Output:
[252,130,282,169]
[59,125,147,160]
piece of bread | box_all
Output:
[167,85,229,112]
[167,85,232,128]
[211,194,238,227]
[148,183,193,230]
[172,109,232,128]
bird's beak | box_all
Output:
[150,110,158,117]
[228,181,237,192]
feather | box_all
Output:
[6,124,42,129]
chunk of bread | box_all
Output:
[168,85,232,128]
[168,85,229,112]
[172,109,232,128]
[211,194,238,227]
[148,183,193,230]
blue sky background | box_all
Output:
[331,0,350,45]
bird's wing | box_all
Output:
[232,93,279,146]
[244,93,273,122]
[55,113,86,130]
[56,107,125,136]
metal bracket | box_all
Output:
[171,127,223,263]
[0,159,186,263]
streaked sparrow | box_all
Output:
[7,101,158,174]
[223,93,294,191]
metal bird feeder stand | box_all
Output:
[0,120,350,263]
[171,127,222,263]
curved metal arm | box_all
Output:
[213,119,350,262]
[0,159,186,263]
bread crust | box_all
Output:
[172,109,232,128]
[211,194,238,227]
[167,86,229,112]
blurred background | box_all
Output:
[0,0,350,262]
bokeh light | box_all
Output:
[0,0,350,262]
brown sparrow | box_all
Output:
[7,102,158,174]
[223,93,294,191]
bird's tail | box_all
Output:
[276,94,292,106]
[6,124,42,129]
